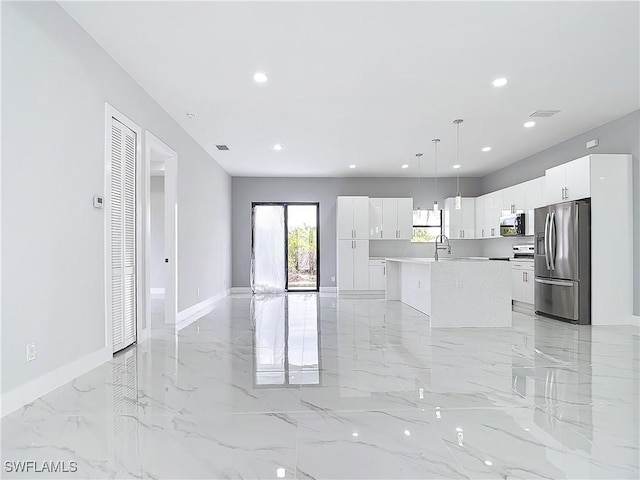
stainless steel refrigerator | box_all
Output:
[534,200,591,324]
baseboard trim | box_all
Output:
[338,290,385,299]
[231,287,252,294]
[319,287,337,294]
[1,347,111,418]
[176,289,230,331]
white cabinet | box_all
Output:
[511,261,534,304]
[369,259,386,291]
[337,196,369,239]
[544,155,590,204]
[501,185,525,214]
[380,198,413,239]
[484,190,502,238]
[369,198,383,239]
[337,239,369,291]
[444,197,475,239]
[475,195,486,238]
[523,177,544,235]
[396,198,414,239]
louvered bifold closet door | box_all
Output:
[110,119,137,353]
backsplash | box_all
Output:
[369,239,483,259]
[479,236,534,257]
[369,236,534,259]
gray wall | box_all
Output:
[482,110,640,315]
[2,2,232,395]
[150,177,165,289]
[231,177,482,287]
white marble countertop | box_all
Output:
[384,257,495,264]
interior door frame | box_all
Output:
[251,202,320,292]
[144,131,178,327]
[104,103,143,354]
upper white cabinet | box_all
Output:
[523,177,544,235]
[484,190,502,238]
[444,197,475,239]
[368,197,413,240]
[501,185,525,214]
[369,198,383,239]
[544,155,590,205]
[337,196,369,239]
[474,195,486,238]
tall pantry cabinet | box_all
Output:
[336,196,370,291]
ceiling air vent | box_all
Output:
[529,110,561,118]
[216,145,230,151]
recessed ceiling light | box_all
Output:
[453,164,461,169]
[349,164,356,169]
[401,164,409,169]
[492,77,508,87]
[404,430,411,436]
[185,112,196,119]
[276,468,286,478]
[253,72,268,83]
[352,432,359,437]
[482,146,492,152]
[272,144,284,151]
[524,121,536,128]
[484,460,493,466]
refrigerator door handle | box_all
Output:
[549,211,556,270]
[534,277,574,287]
[544,212,551,270]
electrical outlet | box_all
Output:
[455,279,463,288]
[26,343,37,362]
[197,288,200,297]
[331,276,335,283]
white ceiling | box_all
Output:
[61,1,639,178]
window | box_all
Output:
[411,209,442,242]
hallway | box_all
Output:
[2,294,639,479]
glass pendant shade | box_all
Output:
[453,119,463,209]
[432,138,440,212]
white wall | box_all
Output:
[150,176,165,290]
[1,2,231,399]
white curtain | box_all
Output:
[251,205,286,293]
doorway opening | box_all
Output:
[251,203,319,293]
[144,131,177,330]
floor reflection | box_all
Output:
[252,293,321,386]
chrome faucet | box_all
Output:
[434,234,451,261]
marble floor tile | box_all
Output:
[2,294,638,479]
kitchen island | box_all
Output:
[385,257,512,327]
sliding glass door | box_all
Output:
[251,203,319,293]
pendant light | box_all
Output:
[453,119,463,209]
[432,138,440,212]
[415,153,423,209]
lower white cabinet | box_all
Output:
[511,261,534,304]
[369,259,386,290]
[337,239,369,291]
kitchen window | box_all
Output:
[411,209,442,242]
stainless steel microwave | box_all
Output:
[500,212,526,236]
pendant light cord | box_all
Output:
[456,121,460,193]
